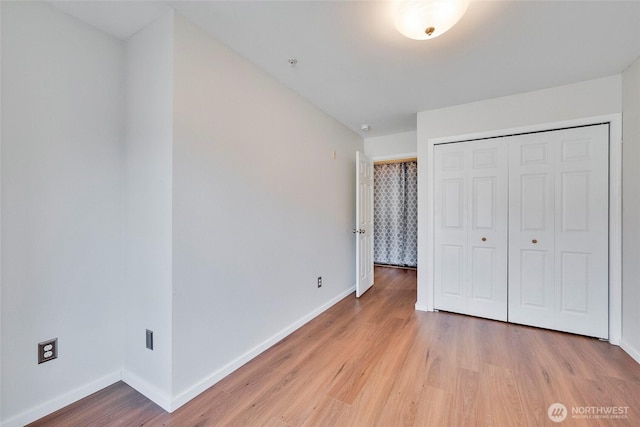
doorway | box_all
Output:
[373,158,418,269]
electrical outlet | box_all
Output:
[146,329,153,350]
[38,338,57,364]
[317,276,322,288]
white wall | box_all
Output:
[622,57,640,363]
[416,75,622,319]
[170,13,363,405]
[417,75,622,140]
[0,5,363,420]
[122,11,174,408]
[1,2,124,425]
[364,131,417,159]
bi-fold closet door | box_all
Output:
[434,138,508,322]
[434,124,609,339]
[507,125,609,338]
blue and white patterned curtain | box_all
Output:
[373,161,418,268]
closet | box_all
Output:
[434,124,609,339]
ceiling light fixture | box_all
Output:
[361,124,371,131]
[395,0,470,40]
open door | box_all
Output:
[355,151,374,297]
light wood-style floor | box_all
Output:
[31,267,640,426]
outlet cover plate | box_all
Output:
[38,338,58,364]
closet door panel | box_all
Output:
[508,125,609,339]
[508,134,555,329]
[441,244,465,297]
[434,144,468,314]
[467,141,508,321]
[442,178,465,229]
[520,174,548,231]
[470,247,495,299]
[434,140,507,321]
[553,125,609,338]
[519,250,549,308]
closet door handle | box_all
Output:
[481,237,487,242]
[532,239,538,244]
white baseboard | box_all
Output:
[0,371,120,427]
[620,339,640,365]
[415,302,431,312]
[2,288,356,425]
[169,286,355,412]
[121,369,172,412]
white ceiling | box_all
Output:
[49,1,640,138]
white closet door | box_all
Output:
[467,141,508,320]
[434,143,468,315]
[508,125,609,338]
[507,133,556,329]
[553,125,609,338]
[434,139,508,321]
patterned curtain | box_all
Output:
[373,161,418,268]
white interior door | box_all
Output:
[508,125,609,338]
[434,143,468,314]
[434,139,508,321]
[467,140,508,320]
[355,151,374,297]
[507,133,556,329]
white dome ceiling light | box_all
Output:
[395,0,470,40]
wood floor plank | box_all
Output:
[327,317,405,404]
[373,314,435,426]
[448,368,480,426]
[301,396,351,427]
[476,363,527,427]
[29,266,640,426]
[419,385,451,427]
